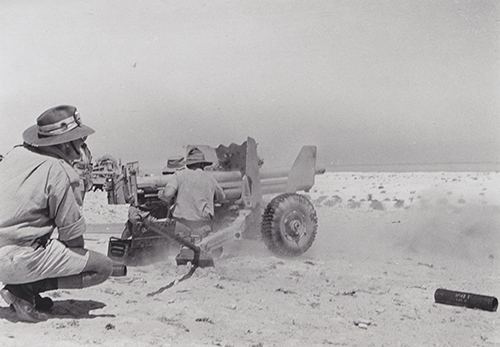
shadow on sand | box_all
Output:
[0,299,114,323]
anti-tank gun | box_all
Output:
[107,137,321,265]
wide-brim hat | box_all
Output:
[23,105,95,147]
[162,156,185,174]
[185,147,212,167]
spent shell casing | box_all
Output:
[434,288,498,312]
[111,263,127,277]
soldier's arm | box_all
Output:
[47,162,86,245]
[158,175,178,203]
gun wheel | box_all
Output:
[261,193,318,257]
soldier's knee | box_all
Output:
[97,255,113,280]
[84,251,113,279]
[92,266,112,286]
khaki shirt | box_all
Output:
[0,146,85,247]
[159,168,225,222]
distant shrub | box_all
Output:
[313,195,328,206]
[347,199,361,209]
[324,195,342,207]
[393,199,404,208]
[370,200,385,211]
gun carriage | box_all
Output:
[106,137,320,266]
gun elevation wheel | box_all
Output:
[261,193,318,257]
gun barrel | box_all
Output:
[210,171,243,182]
[136,169,291,187]
[222,182,303,199]
[219,181,242,189]
[134,166,311,201]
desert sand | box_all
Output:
[0,171,499,346]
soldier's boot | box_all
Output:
[34,294,54,312]
[0,284,49,322]
[32,278,58,312]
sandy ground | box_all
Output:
[0,172,499,346]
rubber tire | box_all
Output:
[261,193,318,257]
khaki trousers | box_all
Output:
[174,218,212,243]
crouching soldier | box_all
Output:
[0,105,113,322]
[158,147,226,243]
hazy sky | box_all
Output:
[1,0,499,172]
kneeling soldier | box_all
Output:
[0,105,113,322]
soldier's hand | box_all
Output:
[128,206,146,223]
[61,235,85,248]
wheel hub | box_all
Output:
[282,210,306,242]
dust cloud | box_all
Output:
[400,203,500,263]
[310,200,500,267]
